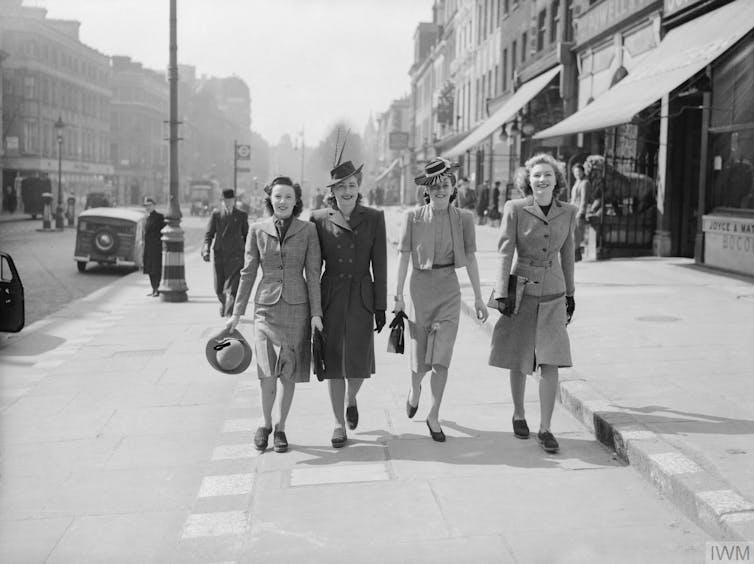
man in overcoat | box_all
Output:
[142,197,165,297]
[202,188,249,317]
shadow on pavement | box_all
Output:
[608,403,754,435]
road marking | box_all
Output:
[211,443,259,460]
[222,419,256,433]
[649,452,703,475]
[197,473,255,497]
[181,511,248,538]
[290,463,390,487]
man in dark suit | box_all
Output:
[142,197,165,297]
[202,188,249,317]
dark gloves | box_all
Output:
[202,253,210,262]
[374,310,386,333]
[566,296,575,324]
[496,298,514,317]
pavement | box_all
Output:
[382,206,754,543]
[0,207,748,563]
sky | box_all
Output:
[36,0,435,146]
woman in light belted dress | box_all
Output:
[227,177,323,454]
[394,157,488,442]
[488,154,577,454]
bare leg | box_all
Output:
[509,369,527,420]
[328,379,346,428]
[409,369,425,407]
[538,365,559,432]
[346,377,364,407]
[426,365,448,431]
[276,380,296,432]
[259,377,277,430]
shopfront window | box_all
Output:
[709,39,754,211]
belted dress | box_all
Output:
[398,205,476,373]
[488,196,577,374]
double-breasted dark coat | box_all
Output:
[310,204,387,379]
[203,207,249,313]
[143,210,165,276]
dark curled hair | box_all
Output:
[264,176,304,217]
[422,173,458,204]
[324,171,364,210]
[514,153,567,197]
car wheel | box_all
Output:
[77,261,87,273]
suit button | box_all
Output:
[339,274,344,278]
[544,234,549,238]
[279,265,283,269]
[542,248,547,252]
[338,258,343,262]
[350,244,354,249]
[348,259,353,263]
[354,230,358,235]
[337,244,341,248]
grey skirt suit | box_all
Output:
[233,217,322,382]
[489,196,577,374]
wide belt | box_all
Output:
[517,257,553,268]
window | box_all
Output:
[24,120,38,153]
[521,32,527,62]
[565,0,574,42]
[551,0,561,44]
[512,40,517,76]
[502,48,508,91]
[494,64,499,95]
[24,75,36,100]
[503,0,509,16]
[537,9,547,51]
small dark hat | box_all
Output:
[205,328,252,374]
[415,157,459,186]
[143,196,156,205]
[222,188,236,199]
[327,161,364,188]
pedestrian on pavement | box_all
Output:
[570,164,590,261]
[488,181,502,227]
[226,177,323,453]
[476,181,490,225]
[202,188,250,317]
[142,197,165,297]
[488,153,577,454]
[309,159,388,448]
[395,157,488,442]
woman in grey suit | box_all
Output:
[488,154,577,454]
[227,177,323,453]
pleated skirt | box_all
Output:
[488,293,572,374]
[254,299,311,383]
[408,266,461,373]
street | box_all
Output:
[0,210,208,327]
[0,210,731,564]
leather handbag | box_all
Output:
[486,275,528,317]
[312,327,326,381]
[387,311,407,354]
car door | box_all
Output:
[0,252,25,333]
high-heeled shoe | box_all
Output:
[426,420,445,442]
[406,387,420,419]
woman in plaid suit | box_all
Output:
[227,177,323,454]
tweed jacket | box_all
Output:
[233,217,322,317]
[494,196,577,299]
[399,205,476,270]
[202,207,249,271]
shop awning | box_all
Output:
[375,158,400,183]
[443,65,562,157]
[534,0,754,139]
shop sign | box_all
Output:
[576,0,658,46]
[664,0,705,18]
[703,214,754,276]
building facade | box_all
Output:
[375,97,411,204]
[110,56,168,206]
[0,0,113,208]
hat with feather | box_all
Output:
[326,128,364,188]
[414,157,459,186]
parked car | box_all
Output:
[0,252,24,333]
[74,207,146,273]
[85,192,111,210]
[20,177,52,219]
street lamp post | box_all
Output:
[54,116,64,230]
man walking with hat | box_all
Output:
[202,188,249,317]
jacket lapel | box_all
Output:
[283,218,306,242]
[258,217,278,238]
[348,206,366,230]
[327,209,352,232]
[546,200,567,222]
[522,196,548,223]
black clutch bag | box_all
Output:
[387,311,407,354]
[312,327,326,381]
[486,275,527,317]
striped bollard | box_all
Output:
[159,217,188,302]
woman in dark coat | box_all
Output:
[488,154,577,454]
[309,160,388,448]
[142,197,165,296]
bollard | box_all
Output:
[66,196,76,227]
[41,192,53,230]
